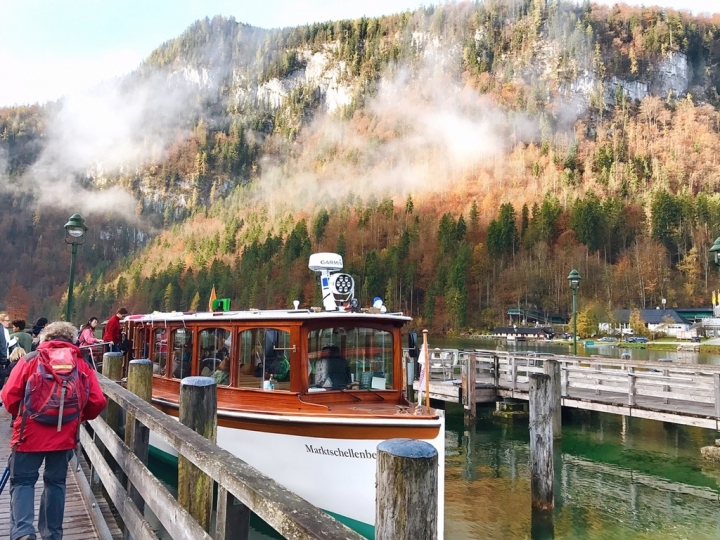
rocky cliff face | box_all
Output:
[4,4,720,225]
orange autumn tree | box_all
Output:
[4,284,32,320]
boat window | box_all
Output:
[198,328,232,386]
[171,328,193,379]
[152,328,168,376]
[235,328,291,390]
[308,327,393,390]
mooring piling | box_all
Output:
[125,359,152,518]
[529,373,554,511]
[178,376,217,532]
[543,359,562,439]
[376,438,438,540]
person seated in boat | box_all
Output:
[200,350,227,376]
[212,357,230,386]
[265,354,289,382]
[313,345,352,390]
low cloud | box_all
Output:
[15,70,197,220]
[253,59,541,213]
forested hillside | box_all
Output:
[2,1,720,333]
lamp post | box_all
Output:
[64,213,88,322]
[711,237,720,265]
[567,269,581,356]
[710,237,720,317]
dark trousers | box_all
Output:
[9,449,74,540]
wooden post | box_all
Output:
[511,357,517,392]
[422,330,430,410]
[464,355,477,421]
[125,359,152,518]
[543,360,561,439]
[402,351,409,402]
[102,352,124,434]
[529,373,553,511]
[215,486,250,540]
[714,373,720,417]
[376,438,438,540]
[94,351,124,493]
[594,364,601,395]
[493,355,499,388]
[628,367,636,406]
[178,376,217,532]
[531,507,554,540]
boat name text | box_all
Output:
[305,444,377,459]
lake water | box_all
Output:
[443,404,720,539]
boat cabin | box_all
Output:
[125,311,409,403]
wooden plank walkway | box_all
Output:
[0,408,120,540]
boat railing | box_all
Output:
[81,366,366,540]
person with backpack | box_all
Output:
[0,321,106,540]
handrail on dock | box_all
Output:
[82,367,365,540]
[405,348,720,428]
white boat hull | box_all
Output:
[149,413,445,538]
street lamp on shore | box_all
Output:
[710,238,720,317]
[711,237,720,266]
[64,213,87,322]
[567,269,581,356]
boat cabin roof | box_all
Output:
[125,308,411,325]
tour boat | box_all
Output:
[122,253,445,538]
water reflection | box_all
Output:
[444,404,720,539]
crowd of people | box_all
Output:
[0,308,130,540]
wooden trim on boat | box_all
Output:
[152,400,442,440]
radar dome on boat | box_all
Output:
[308,253,343,272]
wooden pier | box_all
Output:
[412,350,720,429]
[0,409,121,540]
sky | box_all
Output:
[0,0,718,108]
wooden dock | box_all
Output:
[0,409,120,540]
[412,350,720,429]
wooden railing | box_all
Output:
[407,349,720,422]
[81,354,364,540]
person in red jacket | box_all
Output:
[102,307,128,352]
[1,321,107,540]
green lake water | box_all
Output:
[443,404,720,539]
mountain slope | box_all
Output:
[2,1,720,330]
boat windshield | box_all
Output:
[307,326,393,391]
